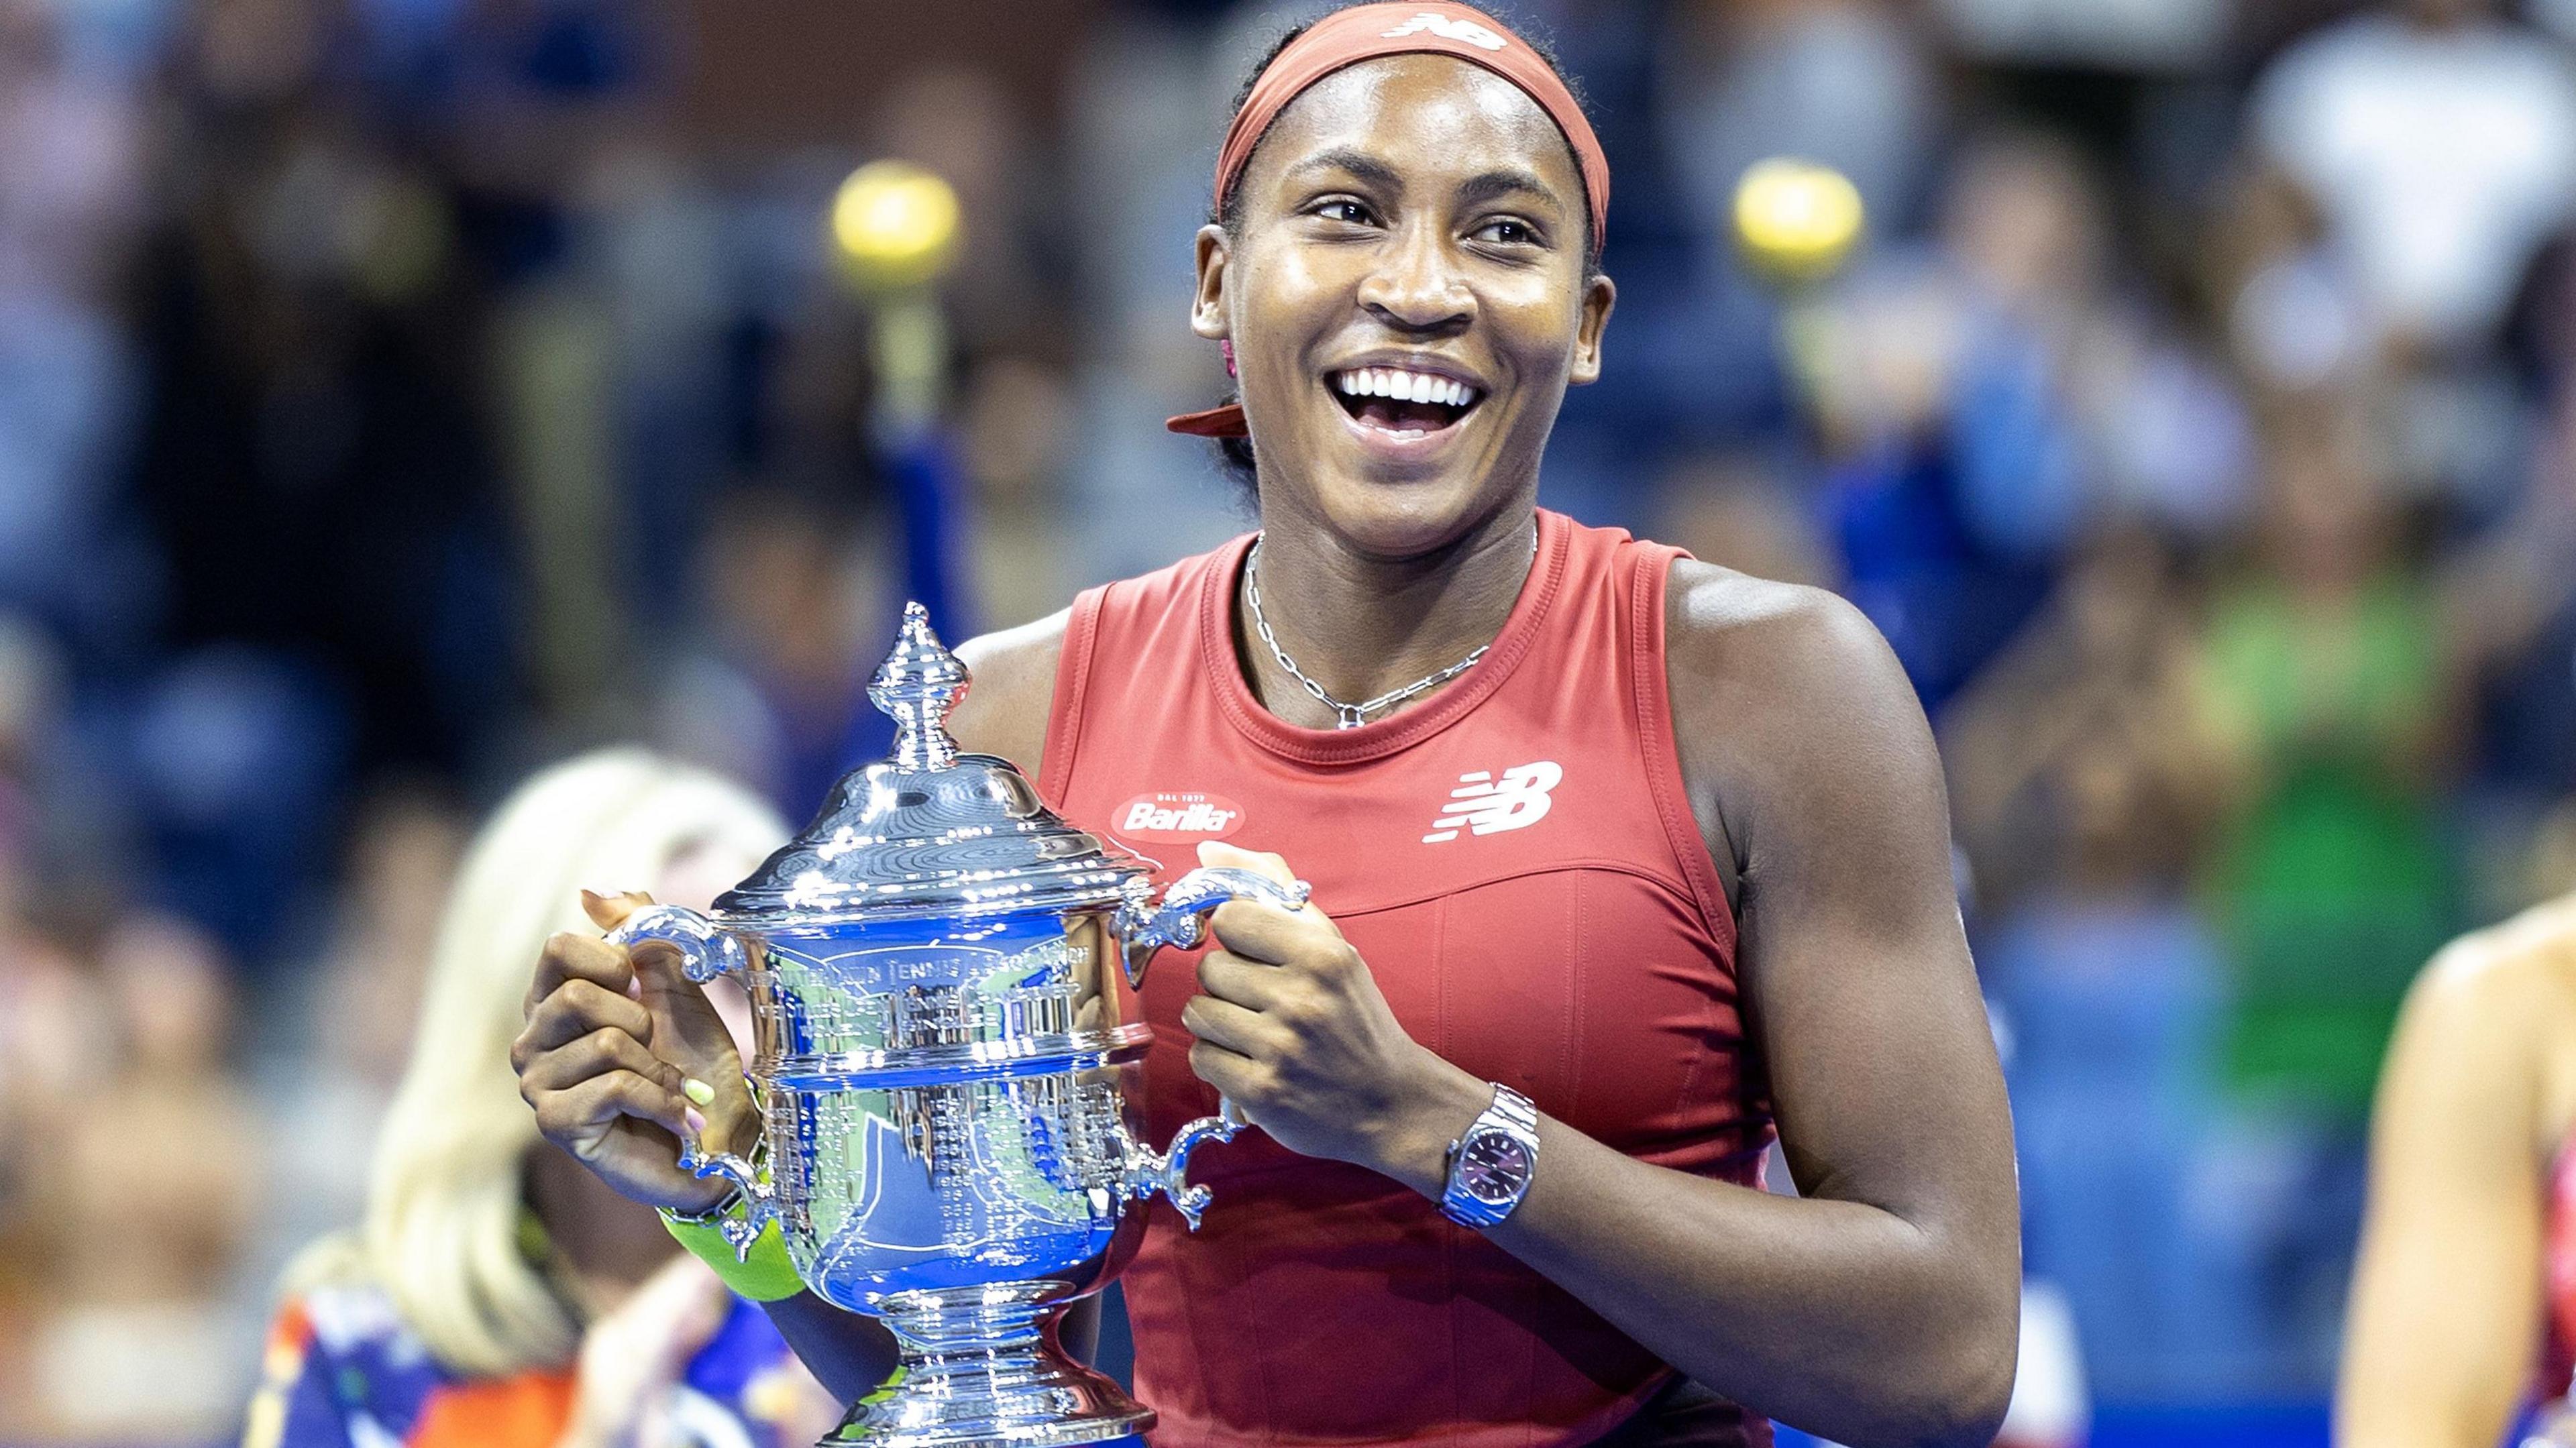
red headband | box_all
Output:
[1168,3,1609,439]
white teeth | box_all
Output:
[1332,367,1479,406]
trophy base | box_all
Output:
[826,1283,1155,1448]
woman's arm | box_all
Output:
[2339,926,2559,1448]
[1183,578,2019,1448]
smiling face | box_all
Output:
[1193,53,1614,557]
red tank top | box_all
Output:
[2542,1141,2576,1398]
[1039,510,1776,1447]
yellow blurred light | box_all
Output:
[831,160,961,292]
[1733,158,1864,283]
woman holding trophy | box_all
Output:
[513,5,2021,1445]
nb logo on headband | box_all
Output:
[1381,12,1509,50]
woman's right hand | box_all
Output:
[557,1252,737,1448]
[511,890,757,1213]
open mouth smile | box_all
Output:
[1329,365,1485,441]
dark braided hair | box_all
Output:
[1203,3,1601,487]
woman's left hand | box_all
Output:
[1178,842,1487,1192]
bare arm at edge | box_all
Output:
[754,610,1073,1396]
[2339,916,2571,1448]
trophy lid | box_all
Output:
[714,603,1146,922]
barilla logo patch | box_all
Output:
[1381,12,1509,50]
[1116,791,1246,841]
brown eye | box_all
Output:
[1315,199,1373,225]
[1475,219,1537,246]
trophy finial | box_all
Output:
[871,602,968,770]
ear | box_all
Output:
[1191,223,1232,343]
[1567,270,1616,386]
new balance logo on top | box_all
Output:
[1423,761,1562,843]
[1381,12,1509,50]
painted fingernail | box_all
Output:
[682,1078,716,1106]
[684,1106,708,1136]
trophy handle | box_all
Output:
[606,903,753,985]
[677,1136,780,1260]
[1113,865,1314,1141]
[1113,866,1312,989]
[1124,1111,1240,1231]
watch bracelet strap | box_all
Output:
[1487,1082,1540,1135]
[1442,1082,1541,1229]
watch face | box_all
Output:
[1458,1130,1532,1203]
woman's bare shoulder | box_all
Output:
[2414,894,2576,1023]
[950,609,1071,777]
[2395,893,2576,1154]
[1660,559,1931,804]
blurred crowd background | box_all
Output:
[4,0,2575,1441]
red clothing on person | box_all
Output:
[2544,1140,2576,1398]
[1038,509,1776,1447]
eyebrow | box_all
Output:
[1454,167,1562,216]
[1282,150,1568,218]
[1285,147,1406,194]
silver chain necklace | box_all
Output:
[1242,521,1538,729]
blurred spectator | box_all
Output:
[651,486,896,815]
[1947,529,2224,916]
[2198,428,2453,1122]
[250,785,470,1284]
[1660,0,1942,244]
[1945,530,2253,1396]
[242,750,836,1447]
[0,931,111,1423]
[2236,0,2576,513]
[8,915,261,1440]
[129,648,348,964]
[1801,127,2250,709]
[1625,0,1935,483]
[1934,0,2229,72]
[2248,0,2576,357]
[960,353,1079,630]
[1656,453,1835,590]
[0,0,147,649]
[2185,424,2453,1386]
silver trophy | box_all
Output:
[611,603,1304,1447]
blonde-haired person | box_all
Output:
[242,749,839,1448]
[2340,889,2576,1447]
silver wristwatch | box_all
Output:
[1440,1083,1542,1229]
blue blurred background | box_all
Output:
[10,0,2576,1441]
